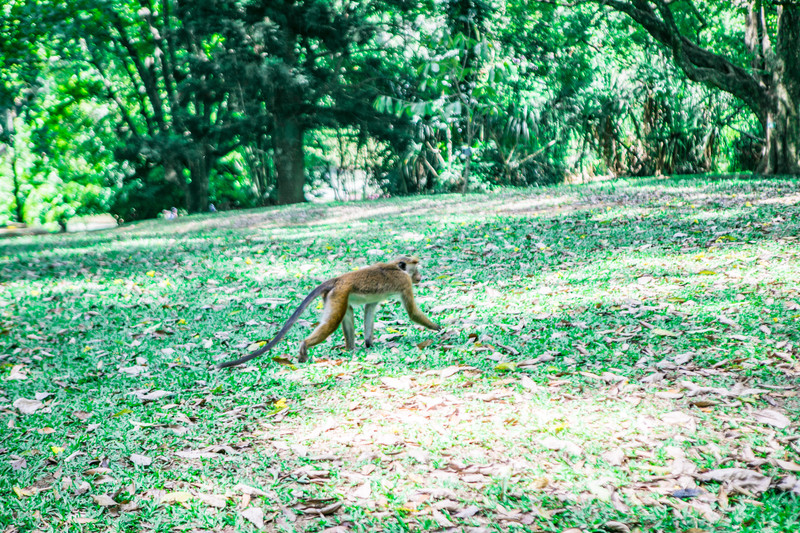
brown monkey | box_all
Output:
[216,256,440,369]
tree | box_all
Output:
[0,0,42,223]
[226,0,384,204]
[36,0,245,214]
[573,0,799,175]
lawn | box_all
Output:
[2,176,799,533]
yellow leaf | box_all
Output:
[698,270,717,275]
[745,201,753,207]
[274,398,288,410]
[51,446,65,455]
[386,327,400,333]
[247,341,266,351]
[13,486,34,498]
[666,297,686,303]
[245,258,253,265]
[177,319,186,325]
[30,289,41,296]
[161,491,192,504]
[113,408,132,417]
[495,362,517,372]
[652,328,679,338]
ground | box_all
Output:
[1,176,799,532]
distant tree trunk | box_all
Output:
[272,116,306,205]
[11,149,24,223]
[187,153,211,213]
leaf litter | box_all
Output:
[3,180,800,531]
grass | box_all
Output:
[1,176,799,532]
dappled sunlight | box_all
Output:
[3,179,800,532]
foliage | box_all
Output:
[1,1,798,225]
[3,179,800,531]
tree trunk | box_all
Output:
[760,6,800,174]
[187,154,211,213]
[273,116,306,205]
[11,149,24,223]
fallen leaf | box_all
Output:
[380,376,412,390]
[119,365,147,376]
[241,506,265,528]
[13,486,34,498]
[604,521,631,533]
[7,365,28,381]
[91,494,117,507]
[753,409,791,429]
[132,390,174,402]
[454,505,480,518]
[352,482,371,499]
[233,483,271,497]
[130,454,152,467]
[540,436,583,456]
[652,328,679,337]
[195,492,227,508]
[13,398,44,415]
[696,468,771,494]
[775,459,800,472]
[161,491,192,504]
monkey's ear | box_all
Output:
[397,260,407,271]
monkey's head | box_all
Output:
[395,255,423,284]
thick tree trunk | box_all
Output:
[187,154,211,213]
[760,6,800,174]
[273,116,306,205]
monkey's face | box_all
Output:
[408,263,423,284]
[396,256,423,284]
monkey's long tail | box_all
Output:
[216,280,334,369]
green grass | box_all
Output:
[2,176,799,532]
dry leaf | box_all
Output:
[196,492,227,508]
[132,389,174,402]
[233,483,271,497]
[696,468,771,494]
[241,507,265,528]
[7,365,28,381]
[352,482,371,499]
[119,365,147,376]
[652,328,679,337]
[753,409,791,429]
[130,454,152,467]
[540,436,583,456]
[13,398,44,415]
[380,376,412,390]
[161,491,192,504]
[91,494,117,507]
[601,448,626,466]
[775,459,800,472]
[454,505,480,518]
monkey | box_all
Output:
[216,256,440,369]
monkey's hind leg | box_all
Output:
[298,292,348,362]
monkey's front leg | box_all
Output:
[363,303,378,347]
[342,305,355,350]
